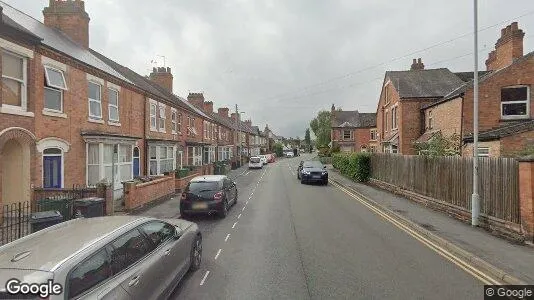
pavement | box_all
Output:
[136,154,498,299]
[327,165,534,284]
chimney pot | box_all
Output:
[417,58,422,63]
[511,22,519,31]
[152,67,157,72]
[167,67,171,73]
[412,58,417,64]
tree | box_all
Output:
[414,132,461,157]
[309,110,331,147]
[304,128,311,152]
[273,143,284,157]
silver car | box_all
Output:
[0,216,202,299]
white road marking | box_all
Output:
[242,206,246,211]
[200,271,210,286]
[225,234,231,242]
[214,249,222,260]
[232,222,238,229]
[245,171,250,176]
[251,192,254,197]
[246,201,249,204]
[238,213,242,219]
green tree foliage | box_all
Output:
[413,132,461,157]
[273,143,284,157]
[309,110,331,147]
[332,153,372,182]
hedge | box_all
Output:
[332,152,371,182]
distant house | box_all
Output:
[330,105,377,153]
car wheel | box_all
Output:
[219,199,228,218]
[323,180,328,186]
[189,235,202,272]
[300,179,305,184]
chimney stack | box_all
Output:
[43,0,90,48]
[203,101,214,114]
[245,120,252,127]
[218,107,229,118]
[485,22,525,71]
[149,67,173,93]
[410,58,425,70]
[187,93,204,108]
[231,112,240,122]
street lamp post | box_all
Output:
[472,0,480,226]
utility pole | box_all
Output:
[472,0,480,226]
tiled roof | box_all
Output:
[464,120,534,142]
[208,111,236,130]
[386,68,464,99]
[332,111,376,128]
[1,1,131,83]
[454,71,492,82]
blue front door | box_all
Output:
[133,157,140,178]
[43,156,62,188]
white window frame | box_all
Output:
[42,147,65,188]
[177,113,182,134]
[159,104,166,133]
[188,146,203,166]
[370,129,377,141]
[150,100,157,131]
[501,85,530,120]
[343,130,352,141]
[385,110,389,132]
[108,87,120,123]
[428,110,433,130]
[391,105,398,130]
[43,65,69,114]
[88,81,103,120]
[85,143,133,187]
[204,121,209,139]
[1,50,28,112]
[171,108,177,134]
[478,147,490,157]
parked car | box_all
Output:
[298,160,328,185]
[286,152,294,158]
[180,175,238,218]
[266,154,276,163]
[259,155,268,165]
[248,156,263,169]
[0,216,201,300]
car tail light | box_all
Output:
[214,192,223,200]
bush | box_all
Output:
[332,152,371,182]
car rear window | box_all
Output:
[187,181,221,192]
[303,161,323,168]
[250,157,260,163]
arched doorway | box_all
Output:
[0,128,35,206]
[1,139,31,205]
[133,147,140,178]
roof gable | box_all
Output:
[386,68,464,99]
[332,110,376,128]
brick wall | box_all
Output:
[123,175,175,211]
[500,131,534,157]
[423,97,463,136]
[34,52,146,187]
[376,82,401,150]
[462,140,501,157]
[518,158,534,242]
[462,56,534,137]
[399,99,435,155]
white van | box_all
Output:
[249,156,263,169]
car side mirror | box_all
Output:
[174,227,182,240]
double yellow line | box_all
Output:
[331,181,501,285]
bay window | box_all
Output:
[188,146,202,166]
[86,143,133,186]
[149,145,176,175]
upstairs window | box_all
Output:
[391,106,398,130]
[370,129,377,141]
[2,51,27,109]
[385,111,389,132]
[150,102,157,130]
[501,86,529,119]
[159,105,166,132]
[177,113,182,133]
[171,110,177,133]
[88,81,102,119]
[428,110,433,130]
[108,88,119,122]
[343,130,352,140]
[44,66,67,112]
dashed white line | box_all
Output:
[246,201,249,204]
[238,213,242,219]
[225,234,231,242]
[214,249,222,260]
[242,206,246,211]
[232,222,238,229]
[200,271,210,286]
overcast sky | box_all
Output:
[6,0,534,138]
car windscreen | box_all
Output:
[303,161,323,168]
[187,181,221,193]
[250,157,261,163]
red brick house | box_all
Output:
[375,59,465,154]
[420,22,534,158]
[330,105,376,153]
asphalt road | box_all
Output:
[145,154,484,299]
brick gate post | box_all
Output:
[518,156,534,242]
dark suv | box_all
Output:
[180,175,238,218]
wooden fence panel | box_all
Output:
[370,154,520,224]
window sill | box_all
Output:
[42,109,67,119]
[150,127,158,132]
[159,129,166,133]
[500,117,531,122]
[88,118,105,124]
[1,106,34,117]
[108,121,121,127]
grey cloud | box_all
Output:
[6,0,534,137]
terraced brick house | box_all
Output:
[330,105,376,153]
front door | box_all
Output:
[133,147,140,178]
[43,155,62,188]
